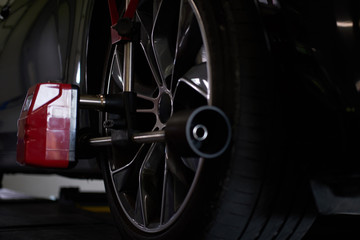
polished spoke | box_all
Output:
[111,144,150,194]
[160,159,173,224]
[134,186,146,225]
[171,0,203,92]
[136,93,156,113]
[134,143,158,226]
[110,45,124,90]
[138,143,165,226]
[159,146,195,224]
[174,63,209,99]
[138,24,163,87]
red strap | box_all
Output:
[123,0,139,19]
[108,0,119,26]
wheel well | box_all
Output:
[87,0,111,95]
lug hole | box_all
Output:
[158,93,173,124]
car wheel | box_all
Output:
[99,0,316,239]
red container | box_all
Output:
[16,83,78,168]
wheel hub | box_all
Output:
[158,92,173,124]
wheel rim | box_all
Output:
[104,0,210,233]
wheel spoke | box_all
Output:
[111,165,131,193]
[110,144,153,227]
[160,160,174,224]
[111,144,150,193]
[136,93,156,113]
[173,171,188,211]
[134,186,146,225]
[162,147,195,217]
[151,0,181,88]
[137,143,165,226]
[171,0,203,92]
[160,148,195,224]
[109,45,124,91]
[166,147,194,187]
[138,23,162,88]
[174,63,209,100]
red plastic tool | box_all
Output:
[16,83,78,168]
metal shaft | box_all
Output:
[123,42,133,92]
[88,136,112,147]
[79,95,106,110]
[87,106,231,159]
[123,0,133,92]
[132,131,165,143]
[89,131,165,147]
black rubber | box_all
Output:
[200,0,317,239]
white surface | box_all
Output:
[2,174,105,199]
[0,188,35,200]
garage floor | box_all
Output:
[0,188,122,240]
[1,188,360,239]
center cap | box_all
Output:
[158,93,173,124]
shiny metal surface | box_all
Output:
[123,42,134,92]
[132,130,165,143]
[192,124,207,141]
[79,95,106,110]
[123,0,134,92]
[89,136,113,147]
[89,131,165,146]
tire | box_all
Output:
[99,0,316,239]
